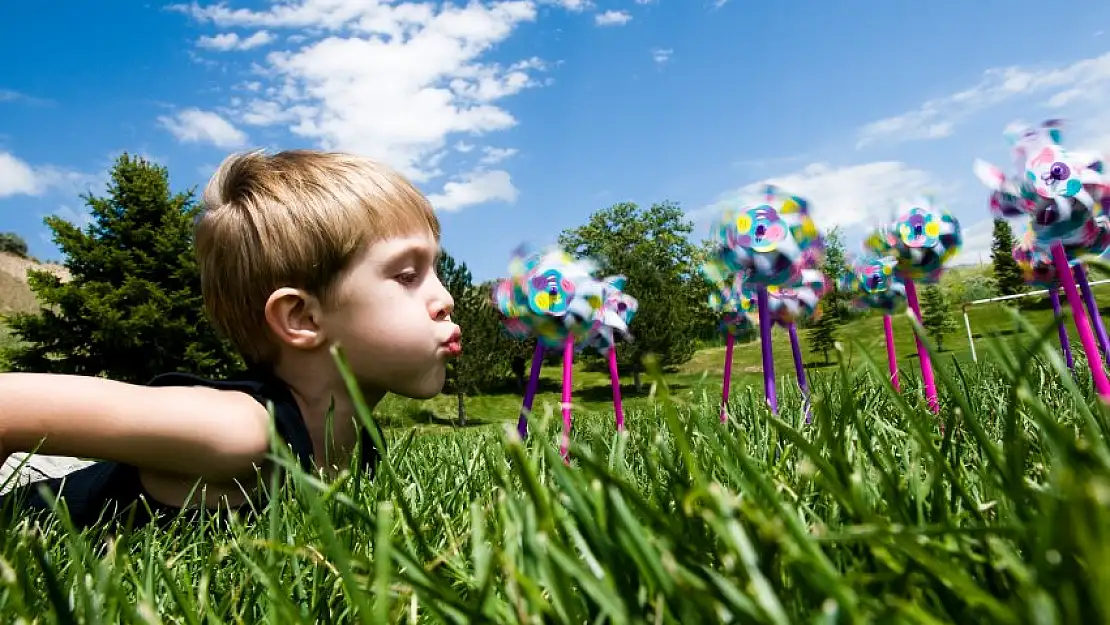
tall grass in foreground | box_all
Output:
[3,308,1110,623]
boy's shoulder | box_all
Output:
[146,368,317,470]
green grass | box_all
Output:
[4,308,1110,622]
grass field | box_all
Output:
[3,319,1110,622]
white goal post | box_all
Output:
[960,279,1110,362]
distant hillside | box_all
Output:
[0,252,69,315]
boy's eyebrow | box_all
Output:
[382,240,438,267]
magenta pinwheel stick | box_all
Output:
[903,279,939,413]
[1049,288,1074,369]
[1074,264,1110,359]
[883,314,900,390]
[720,333,735,422]
[1051,241,1110,399]
[607,348,625,431]
[560,338,574,463]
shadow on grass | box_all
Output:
[570,381,692,403]
[398,408,495,428]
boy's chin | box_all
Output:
[393,372,446,400]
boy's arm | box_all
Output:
[0,373,273,482]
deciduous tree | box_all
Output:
[558,201,699,390]
[920,285,959,351]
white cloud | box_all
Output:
[545,0,592,11]
[172,0,565,211]
[158,108,249,148]
[856,51,1110,149]
[479,146,518,165]
[426,169,518,211]
[196,30,275,51]
[595,10,631,26]
[0,152,41,197]
[0,152,98,199]
[52,204,95,230]
[697,161,943,233]
[0,90,52,106]
[651,47,673,64]
[949,218,995,267]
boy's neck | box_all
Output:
[271,360,385,472]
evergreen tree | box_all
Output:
[806,228,848,363]
[2,154,243,382]
[920,285,959,351]
[807,307,838,364]
[436,252,512,424]
[991,219,1026,296]
[817,227,848,323]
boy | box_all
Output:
[0,149,462,529]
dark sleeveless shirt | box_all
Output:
[0,368,383,531]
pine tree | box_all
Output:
[804,228,848,363]
[991,219,1026,296]
[920,285,959,351]
[807,306,838,364]
[817,227,848,323]
[2,154,243,382]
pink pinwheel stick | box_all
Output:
[517,342,545,439]
[720,332,735,422]
[1051,241,1110,401]
[787,323,811,424]
[1074,264,1110,361]
[883,314,900,391]
[607,347,625,431]
[903,279,939,414]
[1049,288,1074,369]
[560,338,574,463]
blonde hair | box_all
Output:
[195,149,440,365]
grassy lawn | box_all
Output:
[3,321,1109,622]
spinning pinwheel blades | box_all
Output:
[842,255,907,391]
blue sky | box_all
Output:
[2,0,1110,282]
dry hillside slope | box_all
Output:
[0,252,69,314]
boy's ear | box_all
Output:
[264,287,327,351]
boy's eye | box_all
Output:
[396,271,421,286]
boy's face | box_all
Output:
[321,232,460,399]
